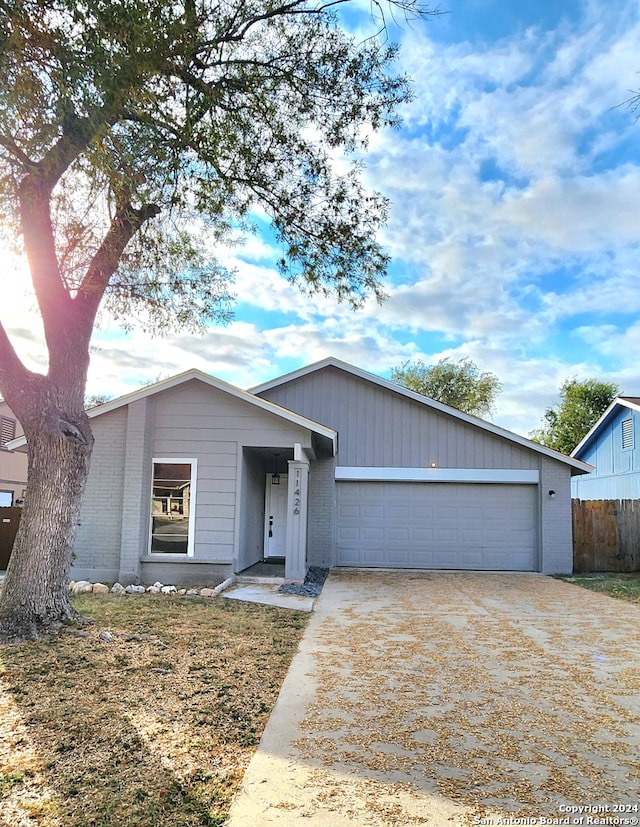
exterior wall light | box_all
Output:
[272,452,281,485]
[548,490,556,498]
[429,461,437,468]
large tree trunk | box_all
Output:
[0,117,160,643]
[0,391,94,643]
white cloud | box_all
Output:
[496,168,640,249]
[4,1,640,443]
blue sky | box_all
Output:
[4,0,640,438]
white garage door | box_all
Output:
[336,482,537,571]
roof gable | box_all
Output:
[572,397,640,458]
[252,357,591,474]
[7,369,336,454]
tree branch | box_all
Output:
[201,0,437,46]
[75,202,162,329]
[37,113,100,192]
[0,134,38,171]
[0,320,40,417]
[18,173,73,352]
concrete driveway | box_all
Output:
[227,570,640,826]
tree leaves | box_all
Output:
[529,378,619,456]
[0,0,432,332]
[390,357,502,418]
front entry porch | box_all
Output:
[237,444,310,582]
[237,559,285,581]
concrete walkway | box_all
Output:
[227,569,640,826]
[222,582,315,612]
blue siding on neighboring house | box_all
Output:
[572,407,640,499]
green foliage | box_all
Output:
[0,0,433,332]
[390,357,502,417]
[529,378,619,455]
[560,574,640,605]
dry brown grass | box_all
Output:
[0,593,308,826]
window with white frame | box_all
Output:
[150,460,196,555]
[622,418,634,450]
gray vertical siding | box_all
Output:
[259,365,537,470]
[258,363,579,574]
[73,367,580,581]
[74,378,317,583]
[151,380,312,565]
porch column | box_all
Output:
[285,460,309,581]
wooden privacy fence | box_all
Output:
[572,499,640,572]
[0,506,21,570]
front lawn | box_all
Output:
[0,594,308,826]
[559,572,640,604]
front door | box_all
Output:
[264,474,288,559]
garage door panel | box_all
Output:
[460,550,483,566]
[387,550,410,565]
[336,482,537,571]
[436,527,459,544]
[435,505,458,520]
[363,549,386,564]
[409,551,434,567]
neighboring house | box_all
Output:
[8,358,590,584]
[0,399,27,507]
[571,397,640,500]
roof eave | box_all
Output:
[8,369,338,457]
[571,397,640,459]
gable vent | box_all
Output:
[1,416,16,448]
[622,417,634,450]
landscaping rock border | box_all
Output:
[68,569,330,601]
[68,577,235,598]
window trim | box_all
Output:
[148,457,197,557]
[622,418,634,451]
